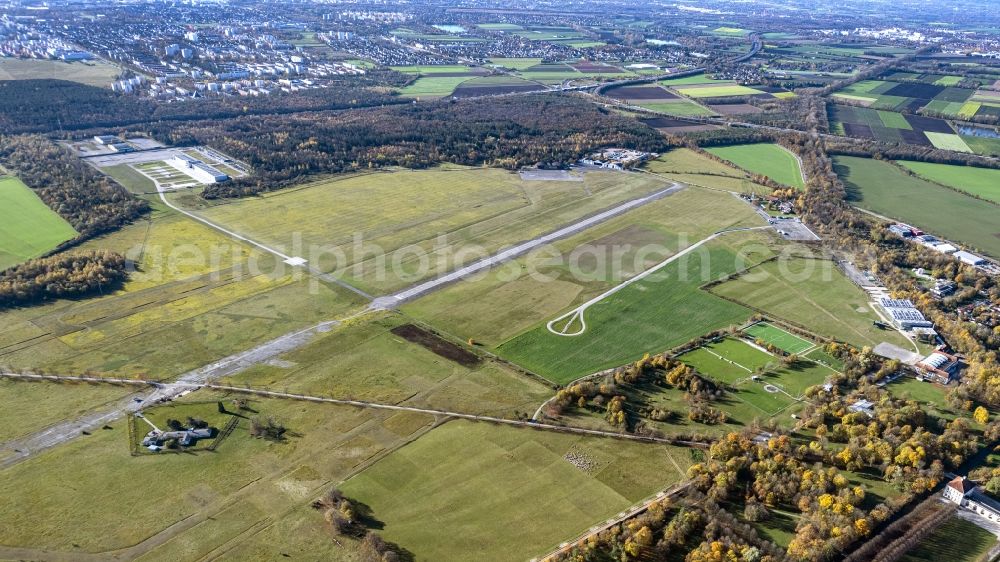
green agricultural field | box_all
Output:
[710,256,914,349]
[194,167,670,294]
[833,155,1000,258]
[674,84,765,98]
[637,99,716,116]
[390,65,475,74]
[0,175,78,271]
[900,516,996,562]
[925,132,973,152]
[398,75,472,97]
[0,392,434,559]
[340,420,692,562]
[0,58,121,87]
[705,144,805,189]
[497,233,771,383]
[897,160,1000,203]
[488,57,542,69]
[645,148,746,178]
[478,23,524,31]
[659,73,728,86]
[404,186,768,353]
[744,322,815,354]
[962,134,1000,157]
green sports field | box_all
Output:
[340,420,692,562]
[705,144,805,189]
[744,322,814,354]
[896,160,1000,204]
[834,155,1000,258]
[677,337,776,384]
[0,175,78,271]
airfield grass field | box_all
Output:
[497,233,772,383]
[340,420,692,562]
[0,175,78,271]
[900,516,996,562]
[0,207,365,381]
[0,392,437,558]
[0,57,121,86]
[192,166,671,294]
[896,160,1000,204]
[710,256,915,349]
[0,379,132,443]
[834,155,1000,258]
[705,144,805,189]
[219,311,552,416]
[403,186,768,351]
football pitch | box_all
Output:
[744,322,815,354]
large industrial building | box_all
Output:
[168,154,229,184]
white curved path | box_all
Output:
[547,226,772,337]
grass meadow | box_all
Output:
[193,167,669,294]
[896,160,1000,203]
[705,144,805,189]
[0,175,78,270]
[340,420,692,562]
[710,256,914,349]
[404,186,768,352]
[497,233,772,383]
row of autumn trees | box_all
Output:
[145,94,673,198]
[550,488,788,562]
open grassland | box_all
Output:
[900,516,996,562]
[0,175,78,271]
[710,256,914,349]
[0,379,132,442]
[897,160,1000,203]
[0,57,120,86]
[0,392,434,560]
[962,135,1000,157]
[497,233,773,383]
[404,187,767,351]
[340,420,691,562]
[833,156,1000,258]
[705,144,805,189]
[193,167,670,294]
[0,208,365,380]
[219,311,552,416]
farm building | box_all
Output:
[943,476,1000,523]
[954,250,987,267]
[169,154,229,184]
[849,399,875,417]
